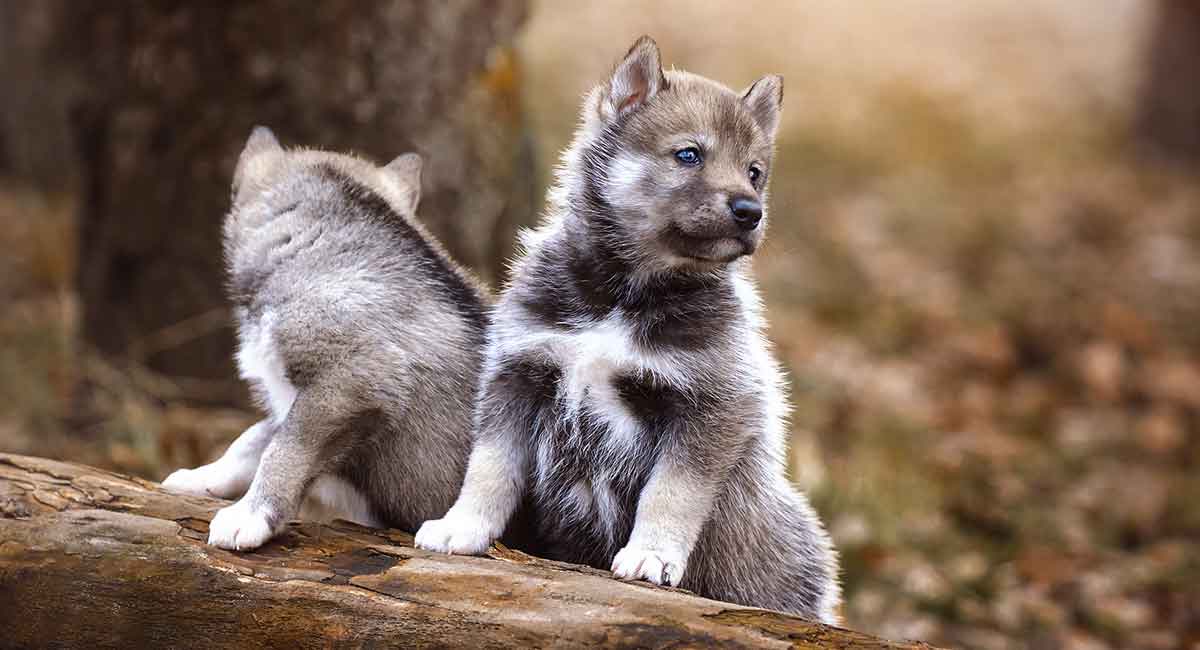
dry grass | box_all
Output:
[0,183,253,477]
[0,186,77,435]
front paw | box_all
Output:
[414,509,498,556]
[611,544,688,587]
[208,500,278,551]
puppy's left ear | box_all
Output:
[741,75,784,139]
[382,152,422,214]
[241,125,282,158]
[233,125,283,197]
[600,35,667,122]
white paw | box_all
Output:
[414,509,498,555]
[611,544,688,586]
[207,501,277,551]
[161,462,250,499]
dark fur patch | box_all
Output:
[627,274,738,351]
[491,354,562,405]
[311,163,488,341]
[529,261,739,355]
[517,232,739,352]
[614,370,684,428]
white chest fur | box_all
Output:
[509,316,667,540]
[503,315,689,447]
[556,318,645,445]
[498,316,666,494]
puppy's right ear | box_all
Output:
[599,36,666,123]
[233,125,282,195]
[382,152,422,215]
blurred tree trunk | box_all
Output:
[1136,0,1200,165]
[0,1,533,402]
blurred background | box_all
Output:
[2,1,1198,648]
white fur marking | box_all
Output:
[566,479,595,515]
[495,314,687,460]
[236,311,297,424]
[731,271,790,454]
[535,436,554,485]
[592,480,621,542]
[299,474,383,528]
[603,154,652,209]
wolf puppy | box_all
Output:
[163,128,487,551]
[416,37,840,621]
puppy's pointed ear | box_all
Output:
[741,75,784,139]
[242,125,281,158]
[382,152,422,214]
[233,125,282,195]
[599,36,667,122]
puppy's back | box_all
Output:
[226,136,489,529]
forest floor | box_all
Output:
[763,115,1200,650]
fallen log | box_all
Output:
[0,453,937,649]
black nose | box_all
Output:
[729,197,762,231]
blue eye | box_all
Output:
[675,147,702,165]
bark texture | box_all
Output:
[0,453,938,649]
[1136,0,1200,165]
[0,1,534,391]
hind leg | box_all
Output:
[162,419,275,499]
[208,389,355,550]
[690,476,841,624]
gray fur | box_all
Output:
[164,128,487,550]
[416,37,841,622]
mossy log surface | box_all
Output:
[0,453,939,649]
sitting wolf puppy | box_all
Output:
[163,127,487,551]
[416,37,840,621]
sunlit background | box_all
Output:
[3,2,1197,648]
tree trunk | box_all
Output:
[0,453,938,649]
[0,1,534,395]
[1136,0,1200,165]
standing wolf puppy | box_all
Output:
[416,37,840,621]
[163,127,487,551]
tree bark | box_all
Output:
[0,1,534,393]
[0,453,938,649]
[1135,0,1200,165]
